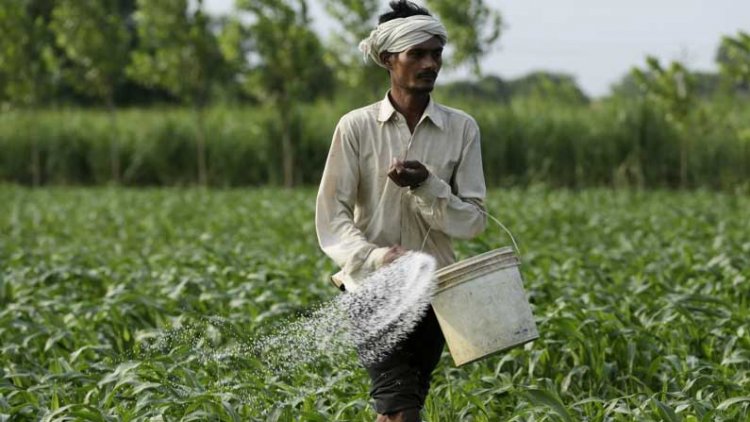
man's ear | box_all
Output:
[380,52,393,70]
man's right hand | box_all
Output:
[388,159,429,189]
[382,245,407,266]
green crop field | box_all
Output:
[1,187,749,421]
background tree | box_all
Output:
[0,0,57,186]
[507,71,588,104]
[127,0,227,186]
[614,71,721,101]
[716,31,750,96]
[440,72,588,104]
[234,0,333,188]
[50,0,131,183]
[440,74,511,103]
[426,0,502,75]
[323,0,384,102]
[632,57,696,187]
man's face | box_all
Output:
[385,36,444,94]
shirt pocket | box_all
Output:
[430,159,457,184]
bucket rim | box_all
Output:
[436,246,516,277]
[435,258,520,292]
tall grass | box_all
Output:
[468,97,750,190]
[1,97,748,189]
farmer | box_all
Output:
[315,1,487,421]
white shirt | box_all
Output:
[315,93,487,290]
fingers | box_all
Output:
[387,167,408,187]
[382,245,406,265]
[388,160,410,187]
[388,159,427,188]
[391,159,425,169]
[401,160,425,169]
[390,245,407,254]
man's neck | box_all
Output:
[388,87,430,133]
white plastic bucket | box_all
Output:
[432,246,538,366]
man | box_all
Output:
[315,1,487,421]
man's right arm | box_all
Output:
[315,118,390,285]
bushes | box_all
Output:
[469,97,750,190]
[0,106,314,187]
[0,98,748,189]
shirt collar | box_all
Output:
[377,92,446,131]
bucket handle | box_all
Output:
[420,206,521,256]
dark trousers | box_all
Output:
[360,307,445,415]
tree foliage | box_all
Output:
[632,57,695,123]
[322,0,384,101]
[440,72,588,105]
[234,0,333,187]
[128,0,228,185]
[632,56,697,187]
[236,0,332,104]
[128,0,226,107]
[426,0,502,75]
[324,0,380,43]
[717,31,750,93]
[0,0,56,107]
[50,0,131,103]
[507,71,588,104]
[0,0,57,186]
[50,0,132,183]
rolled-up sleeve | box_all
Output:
[315,119,389,281]
[407,121,487,239]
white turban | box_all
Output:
[358,15,448,68]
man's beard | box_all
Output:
[411,85,435,94]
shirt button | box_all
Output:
[393,116,399,121]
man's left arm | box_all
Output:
[405,125,487,239]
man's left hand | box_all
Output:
[388,159,428,189]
